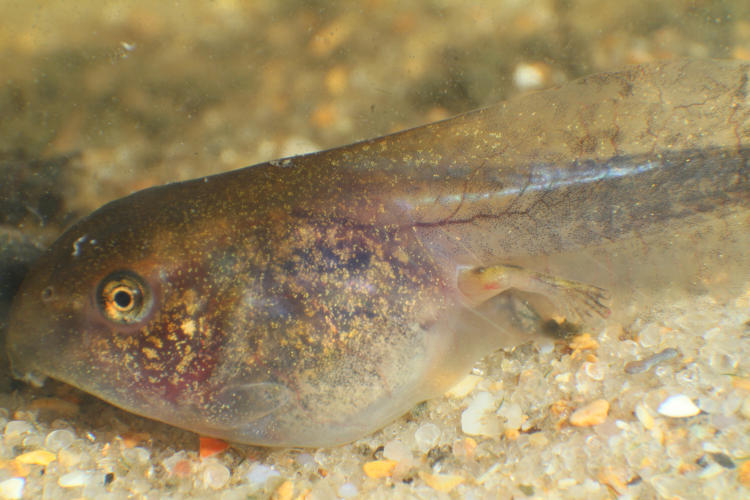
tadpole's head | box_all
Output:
[8,190,157,388]
[7,184,181,394]
[5,180,277,439]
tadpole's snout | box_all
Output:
[6,286,49,387]
[8,353,48,388]
[5,251,78,390]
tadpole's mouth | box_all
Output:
[11,364,48,388]
[6,267,55,389]
[6,328,48,388]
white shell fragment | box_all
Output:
[202,462,231,490]
[657,395,701,418]
[414,423,441,452]
[58,471,93,488]
[0,478,24,500]
[461,392,501,436]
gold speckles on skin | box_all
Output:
[181,289,201,316]
[142,347,160,360]
[145,336,163,348]
[113,334,137,352]
[198,317,211,339]
[181,319,197,338]
[392,246,409,264]
[175,345,195,374]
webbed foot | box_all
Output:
[457,264,610,323]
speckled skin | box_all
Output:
[7,59,750,446]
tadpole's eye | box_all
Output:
[96,271,153,324]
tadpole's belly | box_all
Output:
[6,59,750,446]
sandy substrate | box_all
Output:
[1,1,749,498]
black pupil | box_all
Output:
[114,289,133,309]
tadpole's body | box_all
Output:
[7,59,750,446]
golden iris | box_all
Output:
[96,271,152,324]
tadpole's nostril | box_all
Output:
[41,286,54,302]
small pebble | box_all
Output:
[3,421,32,438]
[637,323,664,348]
[58,471,92,488]
[710,452,736,469]
[461,391,500,436]
[731,377,750,391]
[162,452,193,478]
[118,431,151,448]
[519,484,535,495]
[418,471,464,493]
[44,429,75,451]
[536,338,555,354]
[0,478,24,500]
[528,433,549,448]
[445,374,482,398]
[362,460,397,479]
[21,433,43,449]
[498,401,523,430]
[272,480,294,500]
[569,333,599,353]
[337,482,358,498]
[122,446,151,466]
[383,440,414,465]
[570,399,610,427]
[557,478,578,489]
[741,396,750,420]
[246,464,281,486]
[583,361,606,381]
[738,461,750,487]
[27,397,79,415]
[697,463,723,479]
[625,348,679,374]
[202,462,231,489]
[452,437,477,460]
[504,428,520,440]
[57,448,83,469]
[14,449,56,466]
[702,441,721,453]
[414,423,441,452]
[295,453,316,468]
[199,436,229,458]
[597,466,627,493]
[657,395,700,418]
[634,403,656,430]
